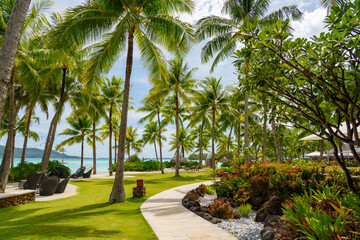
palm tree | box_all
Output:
[125,126,142,161]
[0,0,31,126]
[193,77,228,169]
[55,144,66,162]
[152,58,197,176]
[142,121,167,162]
[169,127,195,158]
[101,76,123,176]
[191,125,211,167]
[197,0,303,162]
[321,0,346,13]
[139,96,167,173]
[53,0,195,203]
[71,88,105,174]
[58,115,96,167]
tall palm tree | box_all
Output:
[142,121,167,162]
[169,127,195,158]
[101,76,123,176]
[193,77,228,169]
[197,0,303,162]
[53,0,195,203]
[0,0,31,127]
[71,88,105,174]
[139,96,167,173]
[152,58,197,176]
[191,125,211,167]
[58,115,97,167]
[125,126,142,161]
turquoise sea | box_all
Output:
[13,157,172,173]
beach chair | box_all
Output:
[39,176,60,196]
[55,166,69,178]
[55,176,71,193]
[83,168,93,178]
[22,172,44,190]
[72,166,86,178]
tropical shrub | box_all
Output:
[112,160,161,172]
[208,199,234,219]
[248,175,269,198]
[206,185,216,195]
[185,191,199,202]
[8,161,41,182]
[127,155,141,162]
[163,161,176,168]
[198,184,207,195]
[236,204,252,217]
[215,177,248,198]
[282,187,360,239]
[47,160,71,176]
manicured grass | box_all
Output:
[0,170,212,240]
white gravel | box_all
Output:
[200,194,263,240]
[217,212,263,240]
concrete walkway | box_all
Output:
[141,181,237,240]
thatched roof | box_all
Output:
[170,155,188,163]
[219,157,229,163]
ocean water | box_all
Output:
[13,157,172,173]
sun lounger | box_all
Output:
[55,176,71,193]
[55,166,69,178]
[83,168,93,178]
[39,176,60,196]
[22,172,44,190]
[72,166,86,178]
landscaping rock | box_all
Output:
[189,206,200,212]
[248,196,266,210]
[264,215,280,224]
[203,213,213,221]
[255,197,283,222]
[211,218,222,224]
[262,230,274,240]
[200,206,209,213]
[233,212,241,219]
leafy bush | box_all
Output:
[112,160,161,172]
[208,199,234,219]
[127,155,141,162]
[8,161,41,182]
[47,160,71,176]
[216,177,248,198]
[248,175,269,198]
[206,185,216,195]
[198,184,207,195]
[185,191,199,202]
[8,160,70,182]
[221,162,230,167]
[163,161,176,168]
[282,187,360,239]
[236,204,252,217]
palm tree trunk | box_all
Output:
[11,132,15,168]
[21,106,33,163]
[157,112,164,174]
[81,139,84,167]
[114,137,117,164]
[271,119,282,163]
[237,122,241,156]
[109,105,113,176]
[41,68,67,173]
[92,121,96,174]
[227,124,233,167]
[109,26,135,203]
[0,0,31,123]
[0,70,15,193]
[211,107,216,170]
[154,142,158,161]
[199,121,204,169]
[262,110,267,163]
[244,91,249,163]
[175,92,180,177]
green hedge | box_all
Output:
[112,160,161,172]
[8,160,71,182]
[163,161,199,168]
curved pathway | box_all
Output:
[141,181,236,240]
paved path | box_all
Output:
[141,181,237,240]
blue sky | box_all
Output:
[1,0,328,159]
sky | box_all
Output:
[1,0,328,159]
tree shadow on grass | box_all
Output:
[0,202,128,239]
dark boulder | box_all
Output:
[255,196,283,222]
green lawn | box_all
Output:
[0,171,212,240]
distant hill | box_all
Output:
[0,145,79,159]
